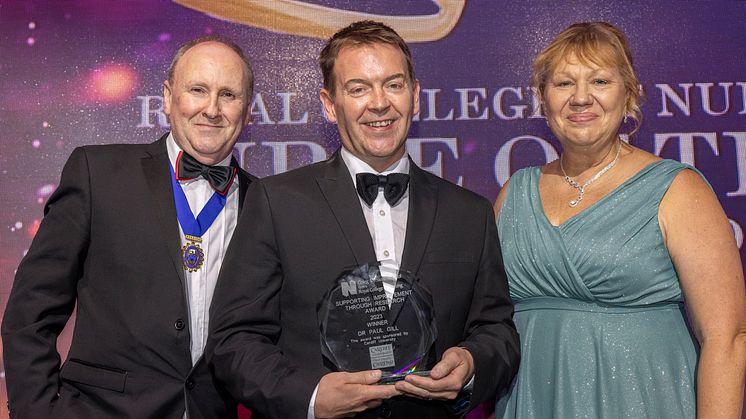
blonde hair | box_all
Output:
[531,22,642,136]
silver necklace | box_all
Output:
[560,141,622,208]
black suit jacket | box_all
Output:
[207,151,519,418]
[1,134,255,419]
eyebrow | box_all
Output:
[184,81,244,94]
[551,68,614,78]
[343,73,407,87]
[220,86,244,95]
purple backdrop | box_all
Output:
[1,1,744,418]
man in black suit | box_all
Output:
[207,21,520,418]
[2,35,256,418]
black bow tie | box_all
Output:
[176,152,237,196]
[355,173,410,206]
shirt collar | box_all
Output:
[340,147,410,186]
[166,132,233,171]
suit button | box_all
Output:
[186,378,195,389]
[174,319,185,330]
[379,403,392,418]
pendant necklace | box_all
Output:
[560,141,622,208]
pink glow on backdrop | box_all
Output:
[86,63,139,104]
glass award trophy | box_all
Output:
[318,263,437,384]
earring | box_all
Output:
[623,114,628,124]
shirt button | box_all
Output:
[379,209,386,216]
[383,250,390,257]
[174,319,185,330]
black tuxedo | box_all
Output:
[207,151,519,418]
[1,134,254,419]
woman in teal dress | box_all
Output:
[494,22,745,418]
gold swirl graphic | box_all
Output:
[174,0,466,42]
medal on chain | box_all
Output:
[181,235,205,272]
[170,158,228,273]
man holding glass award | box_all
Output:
[206,21,520,419]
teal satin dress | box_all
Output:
[495,160,699,419]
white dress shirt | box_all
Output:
[340,147,410,301]
[166,134,239,366]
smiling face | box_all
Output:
[163,41,251,165]
[320,43,420,172]
[543,53,628,151]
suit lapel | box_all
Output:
[315,151,377,265]
[141,134,187,290]
[400,162,438,274]
[233,161,253,211]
